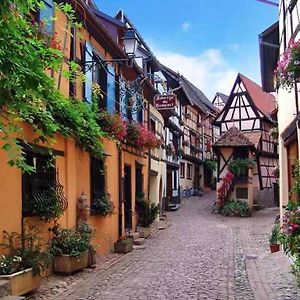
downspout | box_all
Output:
[118,147,123,238]
[147,101,151,202]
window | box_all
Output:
[90,157,106,207]
[106,65,116,113]
[187,164,193,179]
[180,162,185,178]
[69,27,77,98]
[84,42,93,104]
[150,119,156,133]
[84,42,116,112]
[135,165,144,198]
[22,149,66,217]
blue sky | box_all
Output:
[95,0,278,98]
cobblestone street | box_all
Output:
[28,193,300,300]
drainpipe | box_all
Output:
[118,147,123,238]
[147,101,151,202]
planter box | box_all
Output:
[114,241,133,254]
[54,252,88,275]
[0,268,40,296]
[270,244,280,253]
[139,226,154,238]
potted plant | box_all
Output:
[50,224,91,274]
[269,127,279,140]
[176,148,184,158]
[136,198,160,238]
[0,229,51,296]
[114,236,133,254]
[269,223,280,253]
[275,39,300,90]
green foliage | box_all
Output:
[292,258,300,289]
[50,224,91,257]
[0,255,22,275]
[0,0,104,171]
[220,200,251,218]
[269,223,280,245]
[117,236,133,245]
[228,158,254,177]
[27,187,64,221]
[290,161,300,199]
[136,199,160,227]
[204,159,217,172]
[0,227,52,276]
[91,192,114,216]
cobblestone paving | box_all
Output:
[27,193,300,300]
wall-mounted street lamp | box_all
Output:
[122,29,139,57]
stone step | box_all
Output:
[133,238,145,246]
[130,232,140,240]
[0,280,9,298]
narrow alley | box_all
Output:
[28,194,299,300]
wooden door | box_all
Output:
[124,165,132,230]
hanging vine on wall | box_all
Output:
[0,1,104,171]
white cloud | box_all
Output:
[154,48,237,99]
[181,22,191,32]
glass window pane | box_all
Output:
[107,65,115,113]
[85,42,93,104]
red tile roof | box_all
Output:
[239,73,276,119]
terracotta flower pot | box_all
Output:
[0,268,41,296]
[270,244,280,253]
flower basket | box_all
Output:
[275,39,300,89]
[0,268,41,296]
[99,110,127,142]
[53,252,88,275]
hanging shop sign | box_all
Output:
[154,94,177,110]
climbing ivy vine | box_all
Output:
[0,0,104,172]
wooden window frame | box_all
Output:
[180,162,185,178]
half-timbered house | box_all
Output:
[212,92,228,111]
[213,73,278,207]
[161,66,218,197]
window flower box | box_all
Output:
[0,268,41,296]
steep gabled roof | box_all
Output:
[161,65,215,114]
[213,126,254,148]
[239,73,276,119]
[214,92,228,104]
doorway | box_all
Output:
[124,165,132,230]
